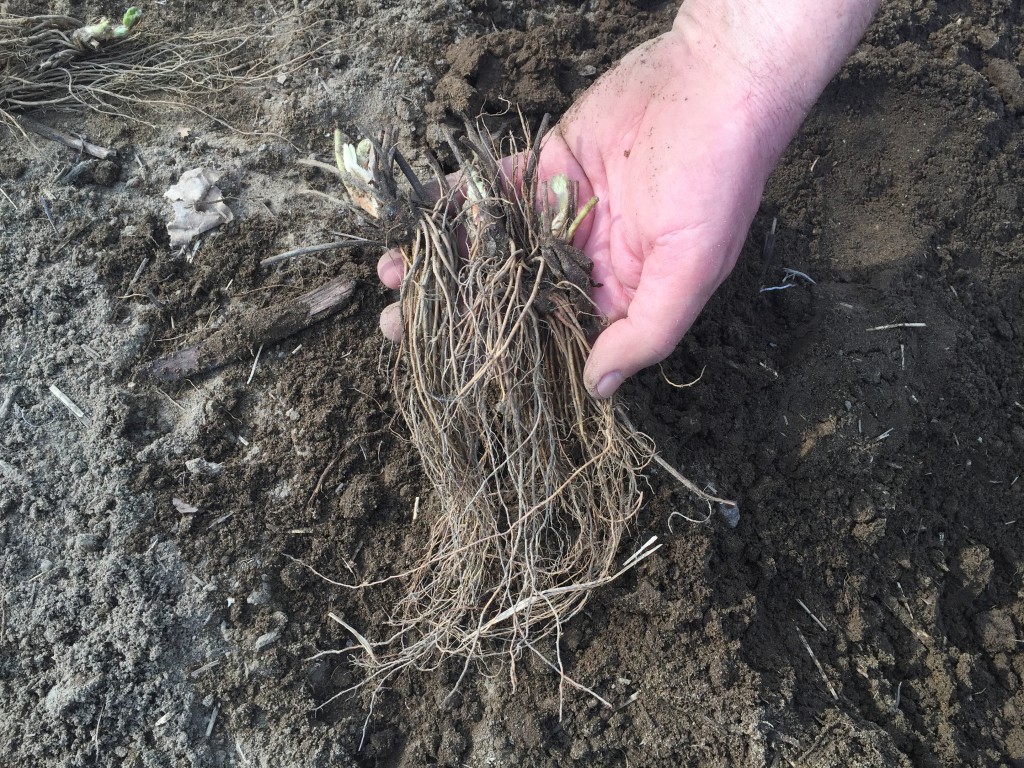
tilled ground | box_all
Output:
[1,1,1022,766]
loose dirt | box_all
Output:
[1,1,1021,766]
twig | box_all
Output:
[328,613,378,663]
[661,364,705,389]
[762,217,777,258]
[58,159,98,184]
[796,626,838,701]
[17,116,114,159]
[865,322,926,332]
[92,695,107,760]
[616,406,736,508]
[0,184,18,210]
[208,510,235,528]
[189,658,222,679]
[796,598,828,633]
[204,704,219,738]
[127,257,149,288]
[40,195,59,235]
[48,383,86,422]
[307,456,340,507]
[261,237,375,267]
[651,454,735,507]
[246,343,264,385]
[148,276,356,381]
[896,581,915,623]
[0,384,20,422]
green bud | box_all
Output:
[121,7,142,30]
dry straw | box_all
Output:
[328,117,668,700]
[0,8,316,129]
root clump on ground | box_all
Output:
[0,8,310,129]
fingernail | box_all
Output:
[593,371,623,399]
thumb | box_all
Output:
[583,234,729,399]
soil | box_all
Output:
[2,1,1023,766]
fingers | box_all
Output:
[379,301,403,342]
[375,129,595,344]
[377,249,404,289]
[583,232,730,399]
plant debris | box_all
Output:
[164,168,234,249]
[148,276,355,382]
[0,8,318,129]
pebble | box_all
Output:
[185,458,223,476]
[254,628,282,652]
[74,533,103,553]
[718,502,741,528]
[246,583,272,606]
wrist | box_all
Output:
[671,0,879,168]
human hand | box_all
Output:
[379,0,878,398]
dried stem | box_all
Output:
[0,12,324,128]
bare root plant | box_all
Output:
[0,8,318,129]
[326,117,666,704]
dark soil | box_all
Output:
[1,1,1022,766]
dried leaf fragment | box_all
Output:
[164,168,234,249]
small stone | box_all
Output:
[74,533,103,552]
[718,502,741,528]
[185,458,223,476]
[246,583,272,606]
[254,628,281,652]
